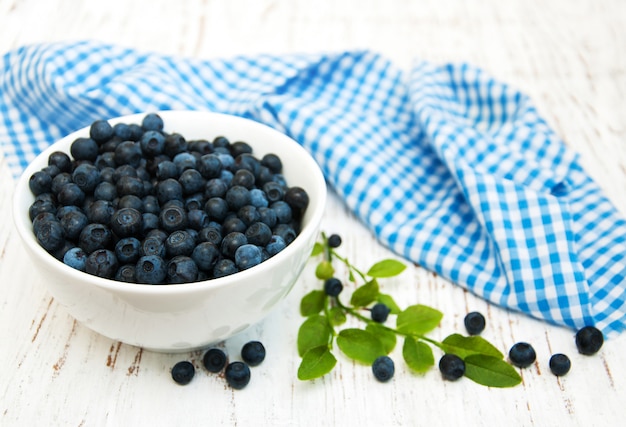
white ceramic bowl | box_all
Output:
[13,111,327,352]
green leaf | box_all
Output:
[297,346,337,380]
[315,261,334,280]
[366,259,406,278]
[311,242,324,257]
[396,304,443,335]
[300,290,326,317]
[463,354,522,388]
[328,306,347,326]
[377,293,402,314]
[440,334,504,359]
[402,337,434,373]
[366,323,397,354]
[336,328,385,364]
[350,279,380,307]
[297,314,332,357]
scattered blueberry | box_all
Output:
[225,361,251,389]
[508,342,537,368]
[327,233,342,248]
[324,277,343,297]
[575,326,604,355]
[372,356,394,382]
[171,360,195,385]
[203,348,227,373]
[438,354,465,381]
[371,303,391,323]
[464,311,486,336]
[241,341,266,366]
[549,353,571,376]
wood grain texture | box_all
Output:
[1,1,625,426]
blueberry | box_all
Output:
[85,249,119,279]
[203,348,227,373]
[164,133,188,158]
[139,130,165,157]
[232,169,255,189]
[159,205,188,233]
[439,354,465,381]
[371,303,391,323]
[142,213,159,235]
[72,163,101,194]
[59,209,89,240]
[272,224,296,245]
[127,123,144,141]
[262,182,284,203]
[261,153,282,174]
[464,311,486,336]
[198,226,222,246]
[166,255,199,283]
[89,119,114,143]
[265,235,286,257]
[508,342,537,368]
[248,188,268,208]
[63,247,87,271]
[327,234,342,248]
[95,152,117,169]
[70,137,99,162]
[142,195,160,215]
[213,259,238,278]
[57,182,85,206]
[114,140,143,168]
[29,199,57,222]
[204,197,229,222]
[115,264,137,282]
[197,154,223,179]
[241,341,266,366]
[213,135,230,149]
[171,360,195,385]
[244,222,272,247]
[235,244,263,270]
[222,216,247,235]
[51,172,72,194]
[156,160,179,180]
[575,326,604,355]
[48,151,72,173]
[191,242,220,271]
[142,113,164,132]
[135,255,167,284]
[116,175,145,197]
[115,237,142,264]
[225,186,251,211]
[113,123,133,140]
[35,220,65,252]
[108,207,142,238]
[29,171,53,196]
[94,181,118,201]
[204,178,228,199]
[165,230,196,257]
[221,232,248,258]
[173,152,197,174]
[178,169,205,195]
[141,236,167,258]
[118,194,145,212]
[156,178,183,205]
[549,353,571,376]
[270,201,292,224]
[187,209,210,230]
[85,199,115,224]
[32,212,57,235]
[225,361,251,389]
[324,277,343,297]
[372,356,394,382]
[238,205,261,226]
[284,186,309,219]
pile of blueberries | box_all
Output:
[27,113,309,284]
[171,340,266,389]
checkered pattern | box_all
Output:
[2,40,625,337]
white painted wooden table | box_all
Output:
[1,1,625,426]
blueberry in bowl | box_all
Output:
[13,111,327,352]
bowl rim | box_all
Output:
[13,110,327,296]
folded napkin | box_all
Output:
[2,40,625,337]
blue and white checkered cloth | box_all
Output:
[2,40,625,337]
